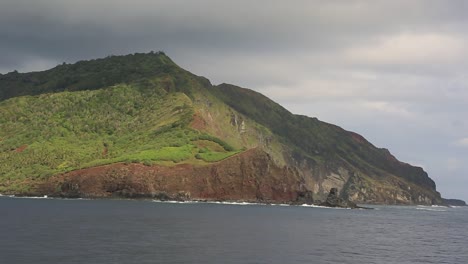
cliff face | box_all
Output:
[0,52,443,205]
[274,148,441,205]
[38,149,304,203]
[208,83,442,204]
[34,147,441,205]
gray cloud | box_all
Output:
[1,0,467,200]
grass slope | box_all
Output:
[0,80,238,193]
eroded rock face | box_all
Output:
[292,191,314,205]
[27,145,443,206]
[37,149,309,204]
[340,172,442,205]
[31,146,442,206]
[320,188,359,209]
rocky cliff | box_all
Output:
[0,52,443,205]
[37,148,304,202]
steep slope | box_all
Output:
[209,84,439,203]
[0,52,442,204]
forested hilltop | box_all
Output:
[0,52,443,205]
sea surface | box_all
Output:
[1,196,467,264]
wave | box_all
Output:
[25,196,50,199]
[0,194,91,201]
[300,204,351,210]
[0,194,16,198]
[7,195,50,199]
[152,200,359,209]
[152,200,262,206]
[153,200,199,204]
[208,201,261,206]
[416,207,447,212]
[431,205,449,208]
[151,200,338,208]
[416,205,448,212]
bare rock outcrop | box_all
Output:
[320,188,363,209]
[37,148,310,204]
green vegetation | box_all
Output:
[192,134,235,151]
[196,151,239,162]
[0,78,241,192]
[0,52,177,101]
[83,145,196,168]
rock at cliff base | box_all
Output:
[292,191,314,205]
[442,198,467,206]
[320,188,360,209]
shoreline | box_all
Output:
[3,193,467,210]
[2,192,464,208]
[0,193,356,209]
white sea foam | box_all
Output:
[0,195,93,201]
[299,204,350,210]
[416,205,450,212]
[0,193,49,199]
[209,201,260,206]
[152,200,197,204]
[16,196,50,199]
[153,200,262,206]
[416,207,447,212]
[152,199,359,209]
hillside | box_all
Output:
[0,52,443,204]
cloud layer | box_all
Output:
[1,0,467,200]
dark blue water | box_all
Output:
[1,197,467,264]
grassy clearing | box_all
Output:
[120,145,195,163]
[196,150,240,162]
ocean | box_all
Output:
[1,196,467,264]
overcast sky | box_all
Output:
[1,0,467,201]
